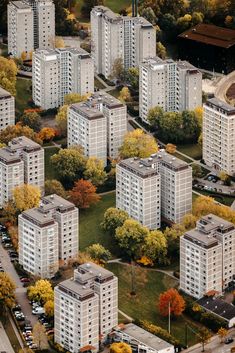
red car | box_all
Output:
[20,277,31,283]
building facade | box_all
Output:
[139,57,202,122]
[116,150,192,227]
[32,48,94,109]
[18,194,79,278]
[203,98,235,176]
[0,86,15,131]
[91,6,156,78]
[54,263,118,353]
[180,214,235,299]
[8,0,55,58]
[0,136,44,207]
[68,92,127,163]
[116,157,161,229]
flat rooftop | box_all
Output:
[197,297,235,321]
[21,208,55,227]
[119,158,159,179]
[58,277,95,299]
[70,103,104,120]
[117,323,173,351]
[88,92,125,110]
[154,150,189,171]
[0,86,13,99]
[78,262,115,280]
[11,1,32,10]
[178,24,235,49]
[42,194,75,212]
[205,98,235,115]
[9,136,41,150]
[183,228,219,248]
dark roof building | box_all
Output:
[197,296,235,328]
[178,24,235,74]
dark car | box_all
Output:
[225,337,234,344]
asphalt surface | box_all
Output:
[0,321,15,353]
[0,243,37,326]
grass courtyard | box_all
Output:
[74,0,131,20]
[44,147,60,180]
[15,78,32,115]
[177,144,202,160]
[106,263,203,346]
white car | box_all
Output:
[32,307,45,315]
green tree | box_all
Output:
[54,0,77,36]
[177,14,192,32]
[101,207,129,234]
[50,146,86,184]
[0,57,18,96]
[64,93,88,105]
[140,7,157,24]
[147,106,164,127]
[19,112,42,132]
[126,67,139,91]
[44,179,67,198]
[115,219,149,259]
[142,230,167,264]
[85,243,111,262]
[84,157,107,186]
[156,42,167,59]
[119,129,158,159]
[192,164,203,178]
[158,111,184,143]
[164,224,185,258]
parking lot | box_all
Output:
[194,174,235,195]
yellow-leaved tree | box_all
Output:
[13,184,41,212]
[44,299,54,318]
[110,342,132,353]
[55,105,68,136]
[0,57,18,96]
[119,129,158,159]
[0,272,16,310]
[28,279,54,304]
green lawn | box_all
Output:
[75,0,131,20]
[0,43,8,57]
[15,78,32,115]
[177,144,202,160]
[95,77,106,90]
[174,151,193,164]
[80,192,118,253]
[109,88,122,99]
[44,147,60,180]
[106,263,202,347]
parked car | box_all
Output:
[12,304,21,312]
[29,343,38,349]
[225,337,234,344]
[20,277,30,283]
[32,307,45,315]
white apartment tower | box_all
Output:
[203,98,235,176]
[91,6,156,78]
[33,48,94,109]
[0,86,15,130]
[19,194,79,278]
[116,157,161,229]
[0,136,44,207]
[8,1,34,58]
[68,92,127,162]
[180,214,235,299]
[116,150,192,227]
[8,0,55,58]
[54,263,118,353]
[139,57,202,122]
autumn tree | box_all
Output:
[119,129,158,159]
[19,112,42,132]
[19,349,34,353]
[55,36,65,48]
[55,105,68,136]
[118,87,131,103]
[0,57,18,96]
[217,327,228,343]
[13,184,41,212]
[166,143,176,154]
[0,272,16,310]
[110,342,132,353]
[51,146,86,184]
[28,279,54,304]
[0,124,42,145]
[85,243,111,263]
[8,226,19,251]
[69,179,100,208]
[32,322,49,350]
[110,57,125,81]
[101,207,129,234]
[164,224,185,258]
[158,288,185,317]
[0,201,17,227]
[84,157,107,186]
[44,179,67,198]
[141,230,167,264]
[126,67,139,91]
[44,299,54,318]
[121,262,147,296]
[182,214,197,230]
[115,219,149,259]
[147,106,164,127]
[156,42,167,59]
[64,93,88,105]
[38,127,56,142]
[197,327,211,352]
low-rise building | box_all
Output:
[33,48,94,109]
[54,263,118,353]
[18,194,79,278]
[111,323,174,353]
[0,86,15,131]
[0,136,44,207]
[68,92,127,164]
[180,214,235,299]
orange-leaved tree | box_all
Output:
[158,288,185,317]
[38,127,56,142]
[69,179,100,209]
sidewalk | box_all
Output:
[0,321,15,353]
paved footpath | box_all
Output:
[0,321,15,353]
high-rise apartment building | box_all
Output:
[19,194,79,278]
[203,98,235,176]
[116,150,192,227]
[0,136,44,207]
[0,86,15,131]
[54,263,118,353]
[8,0,55,58]
[32,48,94,109]
[139,57,202,122]
[8,1,34,58]
[68,92,127,163]
[116,157,161,229]
[180,214,235,299]
[91,6,156,78]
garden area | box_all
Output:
[177,144,202,160]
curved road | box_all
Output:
[215,71,235,103]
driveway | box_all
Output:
[0,244,37,326]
